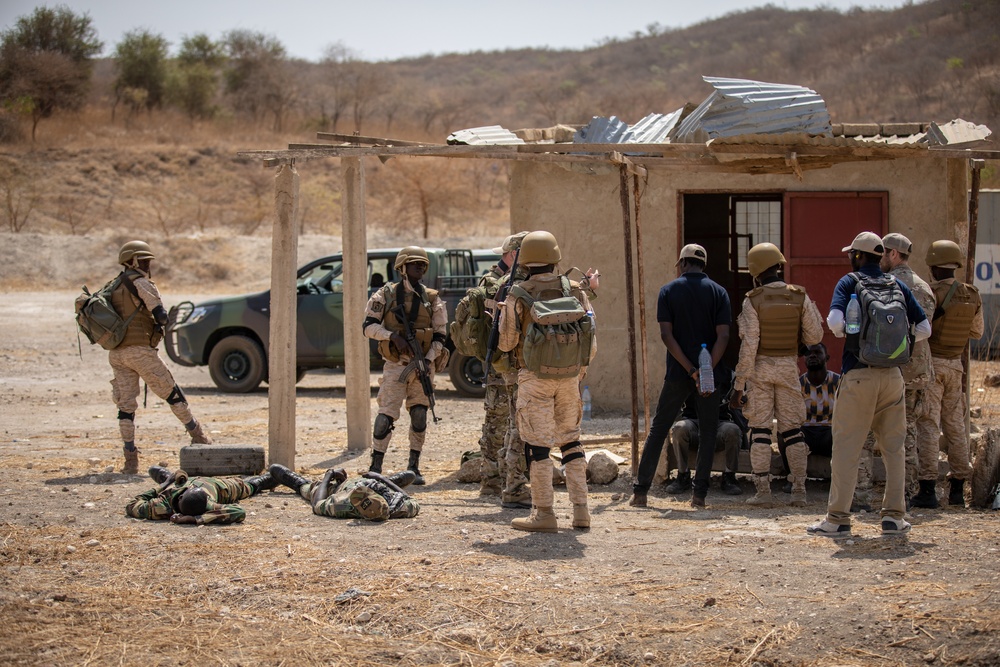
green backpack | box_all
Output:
[75,273,138,350]
[510,276,594,379]
[450,282,492,361]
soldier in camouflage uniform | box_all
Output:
[105,241,212,476]
[363,246,449,484]
[125,467,275,525]
[731,243,824,507]
[477,232,531,506]
[269,464,419,521]
[853,233,936,510]
[913,240,984,508]
[498,231,596,532]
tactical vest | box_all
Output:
[377,282,438,362]
[110,269,157,348]
[747,283,805,356]
[929,280,980,359]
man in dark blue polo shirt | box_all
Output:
[630,243,731,508]
[807,232,931,539]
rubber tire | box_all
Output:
[971,427,1000,508]
[179,444,265,477]
[208,335,266,393]
[449,352,486,398]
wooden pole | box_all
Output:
[268,162,299,467]
[964,160,983,437]
[632,173,651,435]
[618,164,640,476]
[342,157,372,451]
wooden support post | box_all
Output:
[964,159,984,437]
[342,157,372,451]
[268,162,299,467]
[632,173,651,435]
[618,163,641,476]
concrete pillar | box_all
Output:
[342,157,372,451]
[268,163,299,467]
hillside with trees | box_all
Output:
[0,0,997,243]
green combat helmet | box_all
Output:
[393,246,429,271]
[925,240,963,269]
[119,240,155,266]
[519,231,561,267]
[747,242,786,278]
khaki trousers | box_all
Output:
[826,367,906,525]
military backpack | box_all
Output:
[510,275,594,379]
[450,282,493,361]
[75,273,139,350]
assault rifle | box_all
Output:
[483,246,520,371]
[393,304,441,423]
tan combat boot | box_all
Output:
[121,447,139,475]
[188,421,213,445]
[512,506,558,533]
[512,457,558,532]
[785,442,810,507]
[572,504,591,529]
[746,474,773,507]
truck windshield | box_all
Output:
[297,261,343,292]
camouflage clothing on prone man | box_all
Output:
[104,241,212,476]
[125,467,276,525]
[269,464,419,521]
[363,246,449,484]
[731,243,824,508]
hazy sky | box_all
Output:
[0,0,913,62]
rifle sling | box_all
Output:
[936,280,961,318]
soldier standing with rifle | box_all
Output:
[363,246,449,484]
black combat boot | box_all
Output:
[909,479,939,509]
[388,470,417,488]
[244,472,279,493]
[720,471,743,496]
[948,478,965,507]
[666,471,691,494]
[148,466,171,484]
[369,450,385,474]
[268,464,309,493]
[407,450,426,485]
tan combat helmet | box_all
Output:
[393,246,429,271]
[925,240,963,269]
[519,231,561,267]
[118,240,155,266]
[747,242,786,278]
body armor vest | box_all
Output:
[747,283,805,357]
[929,280,980,359]
[111,270,157,348]
[377,282,438,362]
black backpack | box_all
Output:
[848,272,911,368]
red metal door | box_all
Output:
[783,192,888,372]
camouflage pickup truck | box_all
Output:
[164,247,498,397]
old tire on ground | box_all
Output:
[449,352,486,398]
[208,335,266,393]
[971,427,1000,508]
[179,444,266,477]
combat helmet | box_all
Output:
[747,242,786,278]
[393,246,429,271]
[925,240,963,269]
[519,231,561,267]
[119,240,155,266]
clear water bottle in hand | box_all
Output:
[582,385,592,421]
[846,293,861,334]
[698,344,715,394]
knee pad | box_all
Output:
[779,428,805,448]
[117,410,135,421]
[409,405,428,433]
[526,445,552,463]
[750,427,772,447]
[560,441,585,465]
[373,414,395,440]
[166,385,186,405]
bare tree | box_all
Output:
[0,166,40,232]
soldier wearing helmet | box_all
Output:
[496,230,597,532]
[912,240,983,508]
[362,245,448,484]
[107,241,212,475]
[268,465,420,521]
[729,242,824,507]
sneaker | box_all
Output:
[806,520,852,538]
[881,517,911,535]
[629,492,648,507]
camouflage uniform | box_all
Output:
[125,476,255,524]
[109,268,210,464]
[735,280,824,505]
[363,277,448,459]
[300,477,420,521]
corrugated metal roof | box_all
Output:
[628,109,685,143]
[670,77,832,143]
[573,116,633,143]
[920,119,992,147]
[447,125,524,145]
[707,132,926,150]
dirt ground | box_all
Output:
[2,289,1000,667]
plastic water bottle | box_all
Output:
[582,385,592,421]
[846,293,861,334]
[698,344,715,394]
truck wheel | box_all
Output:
[449,352,486,398]
[208,335,266,393]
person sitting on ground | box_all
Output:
[659,368,744,496]
[125,466,277,525]
[269,464,420,521]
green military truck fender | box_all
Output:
[164,247,499,397]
